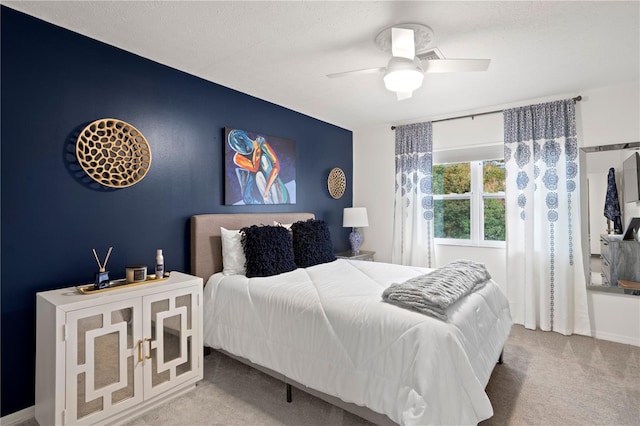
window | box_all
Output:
[433,159,505,246]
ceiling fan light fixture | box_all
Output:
[383,57,424,93]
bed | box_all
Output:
[191,213,512,425]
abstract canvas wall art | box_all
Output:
[224,128,296,205]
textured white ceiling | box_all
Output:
[3,1,639,130]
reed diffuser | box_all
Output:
[92,247,113,290]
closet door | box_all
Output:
[65,298,143,425]
[143,287,200,399]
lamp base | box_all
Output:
[349,227,362,254]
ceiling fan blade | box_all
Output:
[326,67,386,78]
[391,27,415,60]
[396,91,413,101]
[423,59,491,73]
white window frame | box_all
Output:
[434,160,505,248]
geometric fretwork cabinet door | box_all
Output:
[65,299,144,425]
[35,272,203,426]
[143,287,200,399]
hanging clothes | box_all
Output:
[604,167,623,234]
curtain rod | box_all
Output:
[390,95,582,130]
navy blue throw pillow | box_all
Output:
[291,219,336,268]
[240,225,297,278]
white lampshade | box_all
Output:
[383,57,424,93]
[343,207,369,228]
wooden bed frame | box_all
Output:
[190,213,397,425]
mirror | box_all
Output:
[580,141,640,294]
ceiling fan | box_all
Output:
[327,24,490,100]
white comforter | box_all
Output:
[203,259,512,425]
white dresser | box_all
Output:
[35,271,203,426]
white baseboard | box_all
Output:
[594,330,640,347]
[1,406,34,425]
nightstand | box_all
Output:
[335,250,375,261]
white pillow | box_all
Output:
[273,221,292,230]
[220,227,246,275]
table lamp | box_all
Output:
[343,207,369,254]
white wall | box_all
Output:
[353,80,640,346]
[352,123,396,265]
[578,82,640,148]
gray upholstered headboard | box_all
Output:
[190,212,315,283]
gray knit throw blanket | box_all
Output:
[382,260,491,320]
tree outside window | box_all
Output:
[433,159,505,245]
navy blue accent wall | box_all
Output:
[1,7,353,416]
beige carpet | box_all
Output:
[481,325,639,425]
[22,325,640,425]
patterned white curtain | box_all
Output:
[392,122,435,268]
[504,99,591,335]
